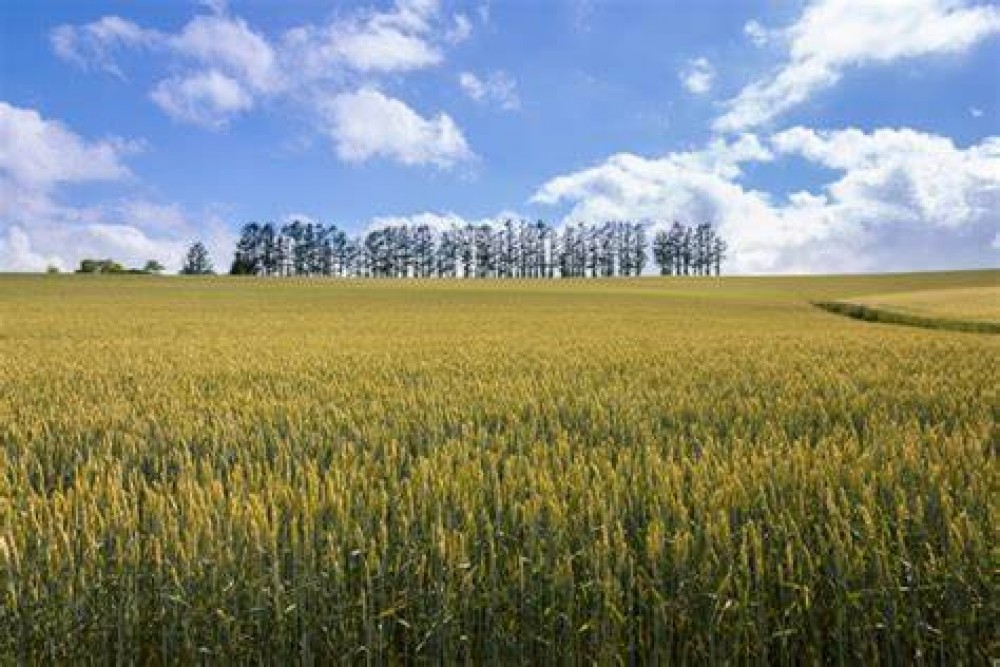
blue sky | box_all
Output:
[1,0,998,273]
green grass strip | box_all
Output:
[811,300,1000,334]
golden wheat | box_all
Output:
[0,271,996,663]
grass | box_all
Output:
[0,269,997,663]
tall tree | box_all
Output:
[437,228,459,277]
[231,222,261,275]
[257,223,276,276]
[653,229,671,275]
[711,235,728,276]
[181,242,214,275]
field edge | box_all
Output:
[811,300,1000,334]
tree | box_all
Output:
[181,242,214,275]
[259,223,277,276]
[437,229,459,277]
[77,259,123,274]
[633,222,648,276]
[143,260,166,275]
[711,236,728,276]
[653,229,671,275]
[232,223,262,275]
[412,225,435,277]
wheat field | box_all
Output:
[854,285,1000,323]
[0,270,996,663]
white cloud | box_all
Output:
[0,102,231,273]
[55,13,277,128]
[169,15,280,92]
[151,70,254,128]
[334,28,440,72]
[532,128,1000,274]
[86,223,186,259]
[284,19,441,75]
[458,71,520,110]
[113,199,195,233]
[715,0,1000,132]
[970,107,985,117]
[743,19,769,47]
[0,101,134,188]
[0,226,64,272]
[322,87,473,167]
[51,16,161,77]
[52,2,474,164]
[679,57,715,95]
[386,0,441,33]
[458,72,485,100]
[532,135,772,211]
[277,0,456,76]
[771,126,1000,229]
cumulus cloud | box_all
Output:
[51,0,474,162]
[532,128,1000,274]
[282,0,458,76]
[0,226,65,272]
[715,0,1000,132]
[0,102,231,272]
[281,1,443,75]
[169,15,280,92]
[771,127,1000,230]
[322,88,473,167]
[0,101,135,188]
[679,57,714,95]
[458,71,520,110]
[151,70,254,128]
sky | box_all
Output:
[0,0,998,274]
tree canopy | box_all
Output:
[180,242,215,275]
[76,259,165,275]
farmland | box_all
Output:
[854,286,1000,323]
[0,270,997,663]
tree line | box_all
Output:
[212,219,727,278]
[74,259,165,275]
